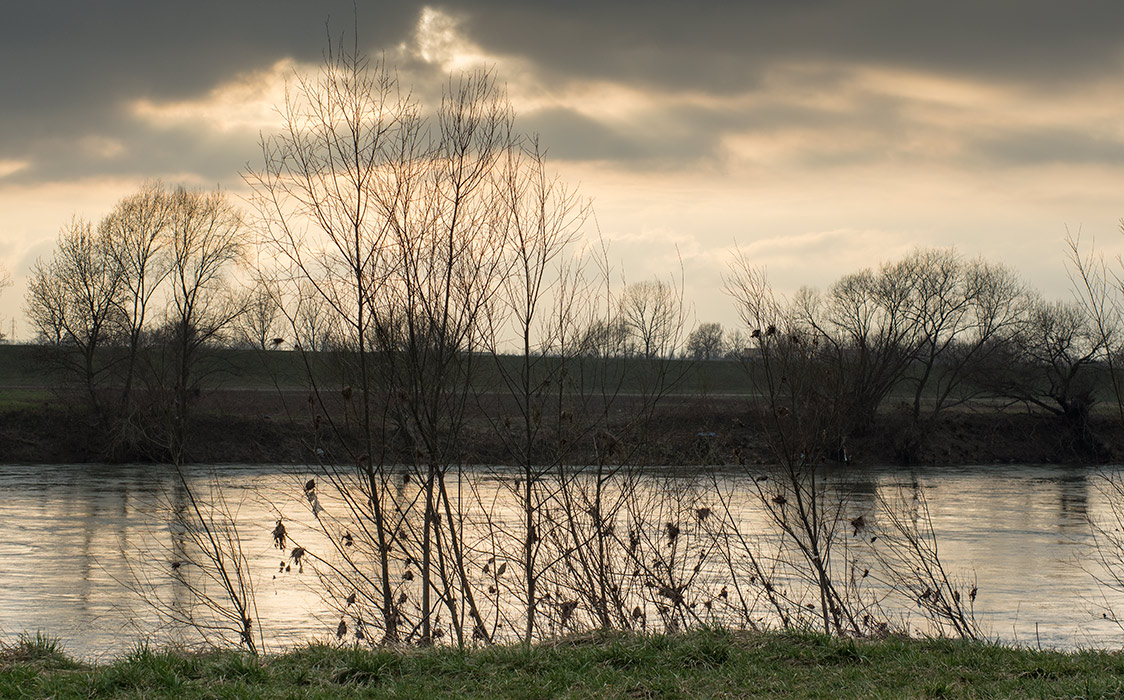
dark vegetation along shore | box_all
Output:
[7,629,1124,700]
[0,343,1119,468]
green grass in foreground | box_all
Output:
[5,628,1124,699]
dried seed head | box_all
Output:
[665,522,680,542]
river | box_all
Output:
[1,462,1122,659]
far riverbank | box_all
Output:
[1,387,1119,467]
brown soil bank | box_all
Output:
[0,388,1120,467]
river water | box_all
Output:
[1,462,1123,659]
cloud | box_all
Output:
[447,0,1124,93]
[0,160,30,179]
[0,1,416,183]
[743,228,913,274]
[129,59,300,134]
[971,128,1124,168]
[5,2,1124,186]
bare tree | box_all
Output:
[100,181,175,417]
[1066,228,1124,425]
[28,186,258,652]
[726,256,849,633]
[154,189,256,656]
[155,186,246,461]
[25,216,125,412]
[379,68,517,646]
[724,250,983,639]
[577,317,630,358]
[787,247,1024,454]
[246,37,414,644]
[981,299,1104,430]
[482,136,590,640]
[0,264,11,342]
[25,183,246,460]
[686,322,726,360]
[236,273,284,350]
[286,280,338,352]
[891,249,1025,423]
[725,329,750,358]
[247,37,521,645]
[873,488,981,640]
[797,263,918,433]
[1083,472,1124,632]
[122,471,264,654]
[620,280,680,358]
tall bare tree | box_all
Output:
[382,71,511,645]
[156,187,246,460]
[890,249,1025,422]
[247,39,521,644]
[247,37,414,643]
[981,298,1105,429]
[482,136,590,640]
[1066,228,1124,425]
[797,263,918,433]
[100,181,174,416]
[725,254,869,636]
[26,216,125,412]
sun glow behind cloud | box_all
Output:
[0,159,29,179]
[413,6,496,71]
[130,59,302,133]
[126,7,523,136]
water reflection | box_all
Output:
[1056,473,1089,526]
[0,463,1123,658]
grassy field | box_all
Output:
[0,342,752,392]
[4,628,1124,699]
[0,344,52,387]
[0,341,965,401]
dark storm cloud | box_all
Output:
[0,1,419,180]
[446,0,1124,93]
[2,1,417,108]
[418,0,1124,174]
[3,0,1123,184]
[5,126,261,187]
[520,108,647,162]
[520,85,915,169]
[971,128,1124,168]
[521,104,748,166]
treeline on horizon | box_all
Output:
[10,179,1122,465]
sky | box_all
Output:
[2,1,1123,340]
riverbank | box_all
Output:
[2,341,1121,467]
[5,628,1124,699]
[1,386,1120,467]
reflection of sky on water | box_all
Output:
[884,465,1114,649]
[0,464,330,661]
[0,463,1122,658]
